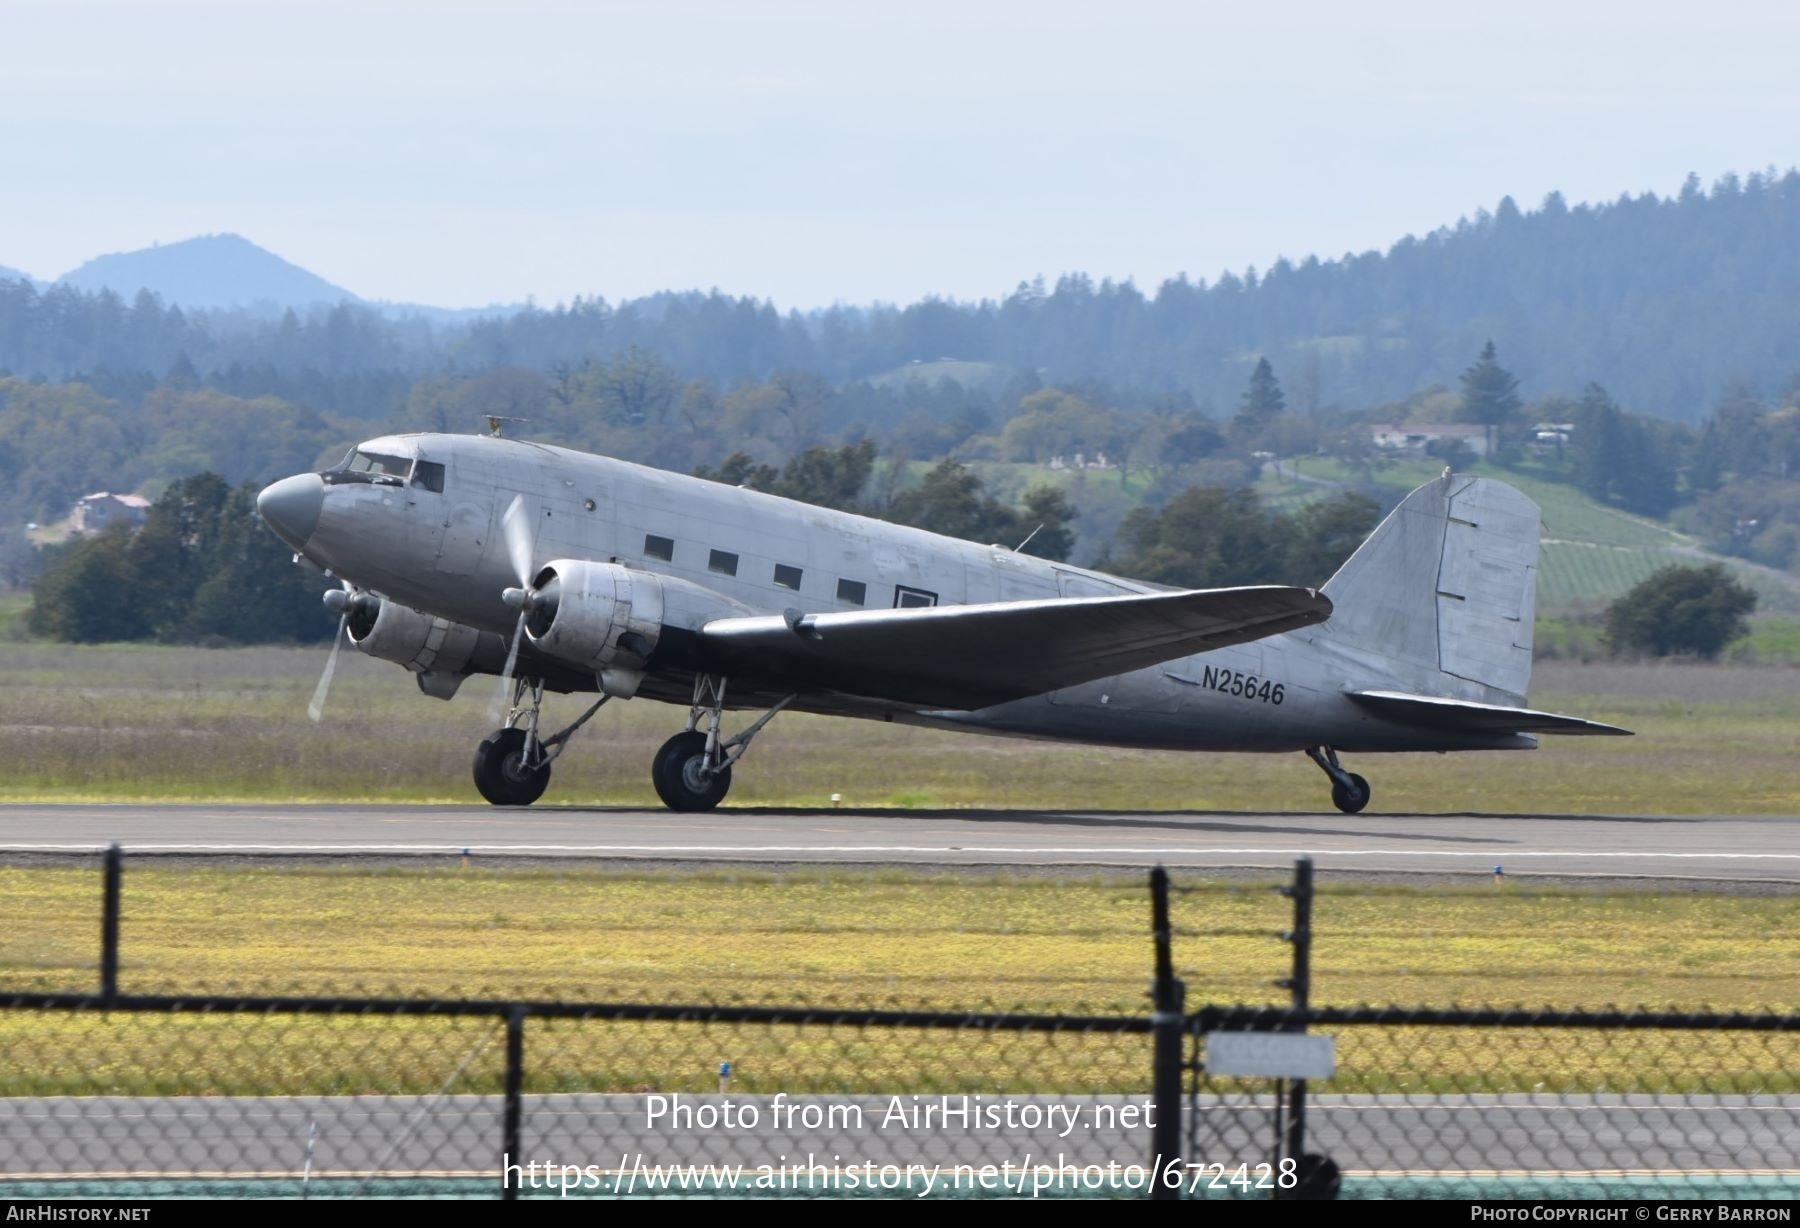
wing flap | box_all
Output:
[1347,689,1632,736]
[700,586,1332,710]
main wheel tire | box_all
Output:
[1330,772,1371,815]
[651,730,732,812]
[473,727,551,807]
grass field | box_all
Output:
[867,359,1016,396]
[1490,466,1691,551]
[1,863,1793,1096]
[1539,613,1800,666]
[1,643,1796,812]
[0,592,29,640]
[9,864,1795,1009]
[1735,614,1800,664]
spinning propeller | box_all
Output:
[494,494,548,717]
[309,582,371,723]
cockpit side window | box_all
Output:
[412,460,445,493]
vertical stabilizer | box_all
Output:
[1320,473,1539,704]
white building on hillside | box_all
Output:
[71,492,151,534]
[1368,424,1490,457]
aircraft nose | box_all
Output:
[257,473,325,550]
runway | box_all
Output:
[0,803,1795,882]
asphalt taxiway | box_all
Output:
[0,804,1794,883]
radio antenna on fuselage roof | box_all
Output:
[484,415,531,438]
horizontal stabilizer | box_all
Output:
[702,586,1332,710]
[1347,689,1633,736]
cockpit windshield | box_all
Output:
[346,451,412,479]
[323,448,443,491]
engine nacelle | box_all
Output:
[346,594,483,698]
[524,559,748,693]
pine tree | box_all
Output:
[1232,357,1285,445]
[1460,341,1522,454]
[1570,383,1625,501]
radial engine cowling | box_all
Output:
[346,594,482,698]
[522,560,667,686]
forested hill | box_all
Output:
[56,234,358,312]
[2,171,1797,421]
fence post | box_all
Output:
[1150,866,1185,1200]
[502,1005,525,1201]
[1281,858,1313,1175]
[100,843,122,1003]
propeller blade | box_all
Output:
[491,614,526,721]
[307,613,347,723]
[501,494,535,589]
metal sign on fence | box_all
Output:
[1203,1033,1335,1080]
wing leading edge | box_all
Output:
[700,586,1332,710]
[1346,690,1633,736]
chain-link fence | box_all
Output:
[1,995,1153,1199]
[0,849,1794,1200]
[1167,860,1800,1201]
[1189,1007,1799,1200]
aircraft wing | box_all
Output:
[1346,690,1633,736]
[698,586,1331,710]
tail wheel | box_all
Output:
[1330,772,1371,814]
[473,727,551,807]
[651,730,732,812]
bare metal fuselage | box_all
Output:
[281,432,1534,757]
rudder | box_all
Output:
[1320,473,1539,704]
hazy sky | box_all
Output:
[3,0,1797,308]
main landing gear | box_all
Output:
[472,679,609,806]
[1306,746,1371,814]
[651,675,793,812]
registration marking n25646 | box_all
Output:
[1202,666,1284,705]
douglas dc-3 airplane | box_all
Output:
[255,431,1629,813]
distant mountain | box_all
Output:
[0,264,37,287]
[57,234,357,312]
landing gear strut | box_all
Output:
[472,679,609,807]
[651,675,793,812]
[1306,746,1371,814]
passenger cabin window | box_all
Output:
[836,578,866,606]
[894,585,938,608]
[773,563,803,590]
[644,534,675,562]
[412,461,445,493]
[709,549,739,576]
